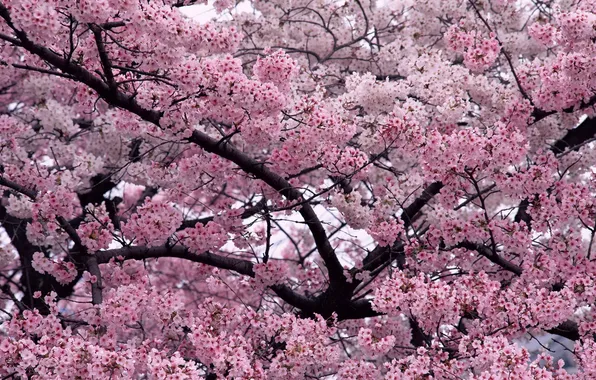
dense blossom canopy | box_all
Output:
[2,0,596,378]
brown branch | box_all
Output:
[512,114,596,233]
[0,3,161,124]
[514,198,532,230]
[0,176,38,199]
[180,198,267,229]
[513,116,596,233]
[0,205,78,314]
[456,241,522,276]
[96,245,255,275]
[56,216,103,304]
[0,172,108,305]
[1,284,26,312]
[85,254,103,305]
[401,181,443,230]
[100,21,125,29]
[547,320,580,341]
[0,31,19,45]
[532,94,596,124]
[551,116,596,155]
[90,24,116,89]
[12,63,74,79]
[95,244,318,312]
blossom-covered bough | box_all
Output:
[1,0,596,378]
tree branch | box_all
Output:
[180,198,267,229]
[513,115,596,234]
[0,176,37,199]
[551,116,596,155]
[90,24,116,89]
[96,245,255,275]
[56,216,103,304]
[456,241,522,276]
[546,320,580,341]
[532,94,596,124]
[401,181,443,230]
[95,244,318,312]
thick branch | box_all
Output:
[0,172,109,305]
[56,216,103,304]
[551,116,596,155]
[401,181,443,229]
[532,94,596,124]
[0,3,162,124]
[514,198,531,230]
[0,204,77,314]
[0,176,37,199]
[96,245,255,275]
[456,241,522,276]
[513,116,596,234]
[95,244,318,312]
[86,255,103,305]
[547,320,580,341]
[90,24,116,89]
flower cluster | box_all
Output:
[77,203,115,252]
[31,252,77,285]
[178,221,227,253]
[253,50,298,92]
[121,198,182,247]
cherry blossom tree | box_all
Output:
[2,0,596,378]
